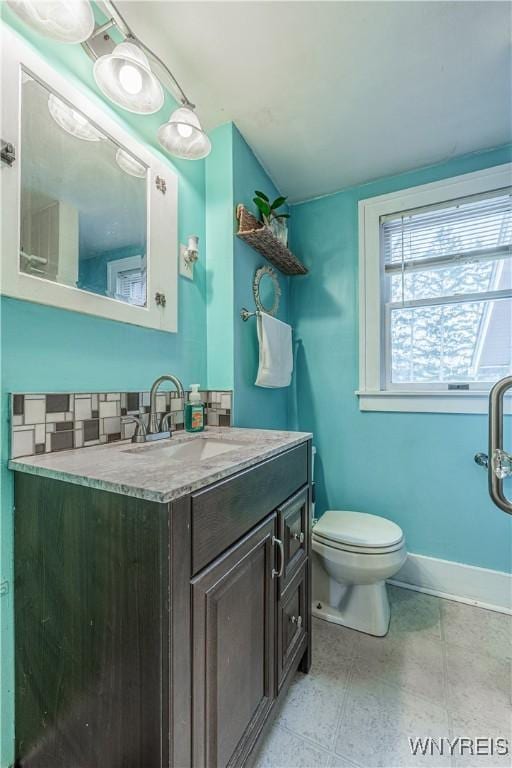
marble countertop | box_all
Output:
[9,427,312,503]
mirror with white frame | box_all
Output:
[1,26,178,332]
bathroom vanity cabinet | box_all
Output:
[13,439,312,768]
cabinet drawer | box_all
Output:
[191,443,308,574]
[277,563,308,690]
[278,486,308,592]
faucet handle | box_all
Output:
[160,412,173,436]
[122,416,147,443]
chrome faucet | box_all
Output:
[148,374,185,436]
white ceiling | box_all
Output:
[118,1,511,202]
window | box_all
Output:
[383,192,511,387]
[114,265,146,307]
[107,255,146,307]
[358,164,512,413]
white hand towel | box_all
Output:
[255,312,293,388]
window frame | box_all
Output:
[358,163,512,414]
[106,254,146,305]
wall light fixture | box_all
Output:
[179,235,199,280]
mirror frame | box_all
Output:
[253,265,281,316]
[1,24,178,333]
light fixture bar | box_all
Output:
[100,0,195,109]
[133,35,194,109]
[88,18,117,40]
[100,0,130,37]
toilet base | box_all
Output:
[312,569,391,637]
[312,552,391,637]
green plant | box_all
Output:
[253,190,290,226]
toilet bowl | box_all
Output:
[312,510,407,636]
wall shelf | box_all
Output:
[236,205,308,275]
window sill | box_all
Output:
[356,390,512,415]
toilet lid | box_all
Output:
[313,511,404,549]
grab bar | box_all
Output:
[488,376,512,515]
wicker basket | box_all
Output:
[236,205,308,276]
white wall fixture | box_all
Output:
[179,235,199,280]
[5,0,210,159]
[5,0,95,43]
[158,107,211,161]
[93,41,164,115]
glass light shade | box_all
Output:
[187,235,199,253]
[157,107,211,160]
[48,94,104,141]
[6,0,95,43]
[115,148,146,178]
[93,42,164,115]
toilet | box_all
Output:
[312,511,407,636]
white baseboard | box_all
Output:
[388,552,512,615]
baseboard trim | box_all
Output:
[388,552,512,615]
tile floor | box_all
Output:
[254,586,512,768]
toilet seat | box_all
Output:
[312,530,404,555]
[313,510,404,554]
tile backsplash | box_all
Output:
[10,390,232,459]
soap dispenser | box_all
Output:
[185,385,205,432]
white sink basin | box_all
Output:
[123,437,245,462]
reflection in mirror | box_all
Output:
[259,274,276,312]
[253,266,280,316]
[20,72,148,307]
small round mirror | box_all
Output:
[253,266,281,316]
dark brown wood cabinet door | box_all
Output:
[277,563,308,690]
[278,487,308,592]
[192,515,277,768]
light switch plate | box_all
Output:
[179,244,194,280]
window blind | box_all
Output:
[380,188,512,385]
[382,189,512,275]
[116,267,146,307]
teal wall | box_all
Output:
[289,144,512,574]
[205,124,292,429]
[205,123,235,390]
[232,127,291,430]
[0,15,207,767]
